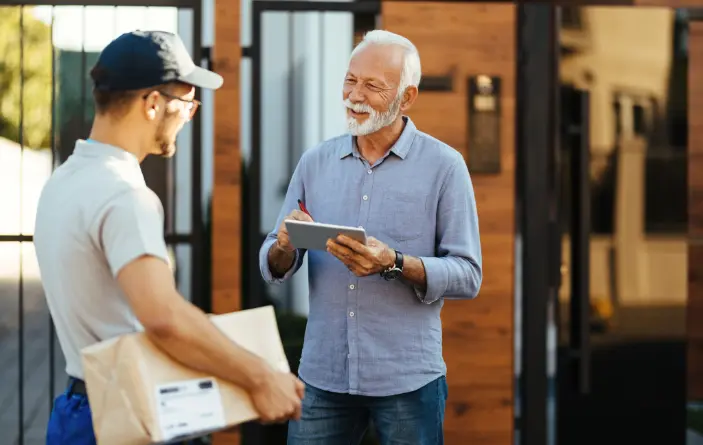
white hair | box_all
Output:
[349,30,422,94]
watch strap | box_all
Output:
[394,250,404,271]
[380,250,403,281]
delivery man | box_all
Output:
[34,30,304,445]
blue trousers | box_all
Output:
[287,376,447,445]
[46,379,96,445]
[45,378,200,445]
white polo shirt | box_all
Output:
[34,140,170,379]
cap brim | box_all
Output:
[178,66,224,90]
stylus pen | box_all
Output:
[297,199,313,220]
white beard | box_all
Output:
[344,94,402,136]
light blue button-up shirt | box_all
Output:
[259,116,482,397]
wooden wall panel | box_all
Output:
[381,3,515,444]
[688,21,703,402]
[212,0,242,443]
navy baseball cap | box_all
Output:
[91,30,223,92]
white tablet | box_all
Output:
[285,220,367,251]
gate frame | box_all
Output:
[0,2,205,444]
[241,3,380,443]
[244,0,381,313]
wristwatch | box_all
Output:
[380,250,404,281]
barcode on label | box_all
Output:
[155,378,226,442]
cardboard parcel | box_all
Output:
[80,306,290,445]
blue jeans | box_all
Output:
[46,379,96,445]
[287,376,447,445]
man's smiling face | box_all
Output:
[342,44,405,136]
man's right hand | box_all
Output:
[275,209,313,252]
[250,370,306,423]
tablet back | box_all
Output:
[285,220,367,251]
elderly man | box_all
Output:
[259,30,482,444]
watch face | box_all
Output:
[383,269,401,280]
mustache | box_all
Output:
[343,99,374,114]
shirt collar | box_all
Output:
[339,115,417,160]
[72,139,141,167]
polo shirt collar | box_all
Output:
[72,139,140,167]
[340,115,417,160]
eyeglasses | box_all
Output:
[143,90,201,120]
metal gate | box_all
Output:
[238,2,379,442]
[242,0,380,314]
[0,1,206,443]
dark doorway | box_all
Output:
[553,7,687,445]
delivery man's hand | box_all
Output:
[251,371,305,423]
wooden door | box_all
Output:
[381,4,516,444]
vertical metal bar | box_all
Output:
[517,4,557,445]
[285,11,295,312]
[287,12,295,178]
[547,9,563,445]
[165,162,175,235]
[318,12,324,143]
[549,7,562,296]
[569,91,591,395]
[81,6,87,136]
[249,1,262,309]
[244,11,265,440]
[49,5,56,413]
[191,3,204,310]
[170,153,176,238]
[18,6,25,444]
[167,7,177,237]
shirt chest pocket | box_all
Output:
[382,191,428,242]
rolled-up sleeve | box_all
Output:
[259,156,308,284]
[415,155,482,303]
[259,238,303,284]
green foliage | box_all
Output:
[0,7,53,149]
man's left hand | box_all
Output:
[326,235,394,277]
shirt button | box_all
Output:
[349,311,355,317]
[362,195,368,201]
[367,169,372,175]
[349,284,355,290]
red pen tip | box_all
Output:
[298,199,312,219]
